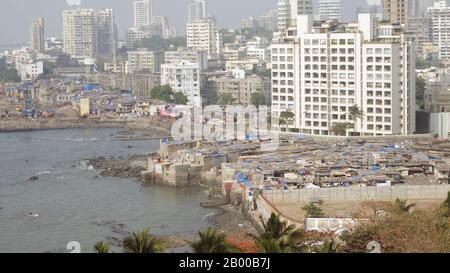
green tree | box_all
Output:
[55,53,80,67]
[416,76,427,110]
[94,241,110,253]
[331,122,351,136]
[0,58,21,82]
[302,203,325,218]
[250,92,267,107]
[257,213,307,253]
[392,198,415,214]
[0,68,21,82]
[190,228,240,253]
[257,238,284,253]
[172,92,188,105]
[207,90,219,105]
[279,110,295,132]
[218,93,235,106]
[151,85,173,102]
[313,239,341,253]
[348,105,364,135]
[122,228,165,253]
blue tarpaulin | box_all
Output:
[235,172,249,184]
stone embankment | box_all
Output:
[0,117,173,135]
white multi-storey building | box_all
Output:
[317,0,343,22]
[428,1,450,59]
[161,61,202,107]
[271,14,416,136]
[187,0,207,23]
[63,8,116,59]
[16,61,43,81]
[277,0,313,32]
[125,27,145,49]
[186,18,221,59]
[164,49,208,70]
[127,49,164,73]
[134,0,153,29]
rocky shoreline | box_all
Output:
[86,153,260,244]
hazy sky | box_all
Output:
[0,0,371,45]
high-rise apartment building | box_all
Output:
[428,1,450,59]
[318,0,343,22]
[187,0,207,23]
[382,0,412,25]
[161,61,202,107]
[30,17,45,53]
[127,49,164,73]
[277,0,313,32]
[406,16,431,58]
[63,8,116,59]
[96,9,116,57]
[134,0,153,29]
[186,18,221,59]
[271,14,416,136]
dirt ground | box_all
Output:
[271,199,444,221]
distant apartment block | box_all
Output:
[187,0,207,23]
[127,49,164,73]
[406,16,431,59]
[30,17,45,53]
[63,8,116,59]
[317,0,343,22]
[207,74,271,106]
[161,61,202,107]
[277,0,313,32]
[186,18,221,59]
[428,1,450,59]
[16,61,43,81]
[382,0,415,25]
[164,49,208,71]
[134,0,153,29]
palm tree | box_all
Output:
[190,228,240,253]
[348,105,364,136]
[94,241,110,253]
[393,198,415,213]
[258,213,307,253]
[122,228,165,253]
[302,203,325,218]
[313,239,341,253]
[256,238,283,253]
[279,111,295,132]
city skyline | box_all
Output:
[0,0,373,45]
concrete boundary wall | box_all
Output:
[264,185,450,203]
[255,194,304,229]
[304,218,361,232]
[259,129,431,142]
